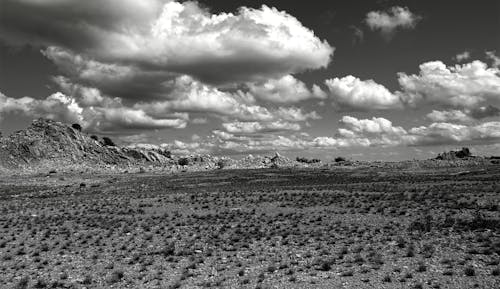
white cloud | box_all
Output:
[222,121,301,134]
[0,91,187,133]
[161,116,500,155]
[340,116,407,135]
[365,6,421,38]
[3,0,333,86]
[247,75,325,103]
[398,60,500,109]
[135,75,320,123]
[0,91,84,124]
[324,75,403,110]
[409,121,500,146]
[455,51,471,62]
[426,110,473,123]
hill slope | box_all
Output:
[0,119,172,171]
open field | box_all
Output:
[1,164,499,288]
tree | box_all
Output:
[71,123,82,131]
[334,157,346,162]
[90,135,99,141]
[102,137,116,147]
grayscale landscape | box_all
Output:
[1,0,499,288]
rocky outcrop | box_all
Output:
[0,119,175,171]
[436,147,473,160]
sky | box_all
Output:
[0,0,499,160]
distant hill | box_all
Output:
[0,119,496,173]
[0,119,306,173]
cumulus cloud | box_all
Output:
[426,110,473,123]
[409,121,500,146]
[0,91,187,133]
[247,75,325,103]
[134,75,320,123]
[0,91,84,124]
[2,0,333,86]
[163,115,500,155]
[365,6,421,38]
[315,116,500,149]
[398,60,500,109]
[324,76,403,110]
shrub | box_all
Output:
[102,137,116,147]
[178,158,189,166]
[416,261,427,272]
[335,157,346,162]
[382,274,392,282]
[106,270,124,284]
[492,268,500,276]
[14,276,29,289]
[296,157,321,164]
[71,123,82,131]
[90,135,98,141]
[464,266,475,276]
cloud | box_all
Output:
[134,75,320,123]
[455,51,471,62]
[469,105,500,119]
[365,6,421,38]
[247,75,325,103]
[222,121,301,134]
[2,0,333,86]
[0,91,187,133]
[427,106,500,123]
[43,47,177,102]
[0,91,84,124]
[324,76,403,110]
[350,25,364,45]
[397,60,500,109]
[340,116,407,135]
[486,51,500,68]
[426,110,473,123]
[162,115,500,155]
[409,121,500,146]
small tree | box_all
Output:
[102,137,116,147]
[71,123,82,131]
[178,157,189,166]
[90,135,99,141]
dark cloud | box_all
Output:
[469,105,500,119]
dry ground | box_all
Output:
[0,164,499,288]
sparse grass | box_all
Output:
[0,165,499,288]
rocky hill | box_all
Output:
[0,119,175,172]
[0,119,314,173]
